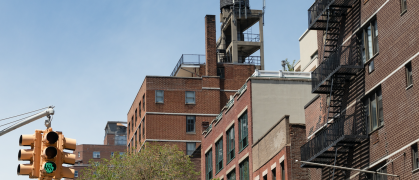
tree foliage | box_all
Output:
[79,144,199,180]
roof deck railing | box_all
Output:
[170,54,205,76]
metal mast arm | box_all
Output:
[0,107,54,137]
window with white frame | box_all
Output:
[93,151,100,158]
[155,90,164,103]
[185,91,196,104]
[359,19,379,64]
[364,88,383,132]
[75,170,78,177]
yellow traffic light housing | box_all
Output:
[17,128,76,179]
[17,130,42,178]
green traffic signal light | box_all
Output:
[44,162,56,174]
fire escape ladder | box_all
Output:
[326,75,345,123]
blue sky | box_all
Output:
[0,1,314,179]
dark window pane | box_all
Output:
[186,142,196,155]
[186,116,196,132]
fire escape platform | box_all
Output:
[312,65,363,94]
[301,134,367,168]
[308,0,356,30]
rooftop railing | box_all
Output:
[241,33,260,42]
[252,70,312,79]
[170,54,205,76]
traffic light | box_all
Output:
[17,128,76,179]
[39,128,77,179]
[17,130,43,178]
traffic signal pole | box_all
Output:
[0,107,54,137]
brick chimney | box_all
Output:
[205,15,217,76]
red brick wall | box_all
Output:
[253,147,288,180]
[307,0,419,179]
[146,114,213,141]
[253,124,308,180]
[201,80,253,179]
[205,15,217,76]
[104,134,115,145]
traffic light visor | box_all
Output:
[19,134,35,146]
[45,131,59,144]
[44,147,58,159]
[17,164,33,175]
[18,149,34,161]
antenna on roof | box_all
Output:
[263,0,266,26]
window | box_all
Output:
[135,109,137,124]
[239,158,249,180]
[401,0,407,13]
[186,116,196,133]
[406,62,413,87]
[75,170,78,177]
[134,132,137,148]
[412,144,419,170]
[227,169,236,180]
[227,126,235,163]
[78,152,80,158]
[359,19,379,63]
[131,116,134,133]
[272,168,276,180]
[155,90,164,103]
[139,124,142,142]
[263,175,267,180]
[217,67,225,79]
[139,102,141,117]
[142,119,145,139]
[205,149,213,180]
[280,162,285,180]
[239,111,248,151]
[311,51,318,61]
[119,152,125,156]
[93,151,100,158]
[111,152,114,157]
[364,88,383,132]
[366,167,387,180]
[142,95,145,110]
[185,91,196,104]
[186,142,196,155]
[128,122,130,135]
[216,138,223,173]
[369,60,375,73]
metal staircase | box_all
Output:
[301,1,367,178]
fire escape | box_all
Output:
[300,0,366,174]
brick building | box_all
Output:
[200,70,315,180]
[301,0,419,179]
[126,0,265,164]
[69,121,127,179]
